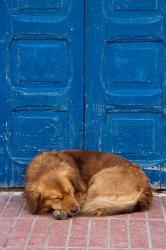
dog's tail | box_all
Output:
[81,189,152,216]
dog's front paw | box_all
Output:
[52,209,68,220]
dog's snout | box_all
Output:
[71,205,79,214]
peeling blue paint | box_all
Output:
[0,0,84,187]
[85,0,166,188]
[0,0,166,187]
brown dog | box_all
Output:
[25,150,152,219]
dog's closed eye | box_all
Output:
[50,195,63,200]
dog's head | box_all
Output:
[25,161,86,219]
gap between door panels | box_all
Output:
[83,0,86,150]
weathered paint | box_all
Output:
[85,0,166,188]
[0,0,166,188]
[0,0,84,187]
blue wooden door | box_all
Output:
[85,0,166,188]
[1,1,166,188]
[0,0,84,186]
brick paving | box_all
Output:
[0,192,165,250]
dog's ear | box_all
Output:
[69,174,87,193]
[24,183,42,214]
[58,160,87,193]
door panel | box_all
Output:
[0,0,84,186]
[85,0,166,188]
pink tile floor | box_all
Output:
[0,192,165,249]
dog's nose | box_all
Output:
[71,205,79,214]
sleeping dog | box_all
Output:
[25,150,152,220]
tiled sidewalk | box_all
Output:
[0,192,165,250]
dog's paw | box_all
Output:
[52,209,68,220]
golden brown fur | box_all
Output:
[25,150,152,219]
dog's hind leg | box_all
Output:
[80,166,152,216]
